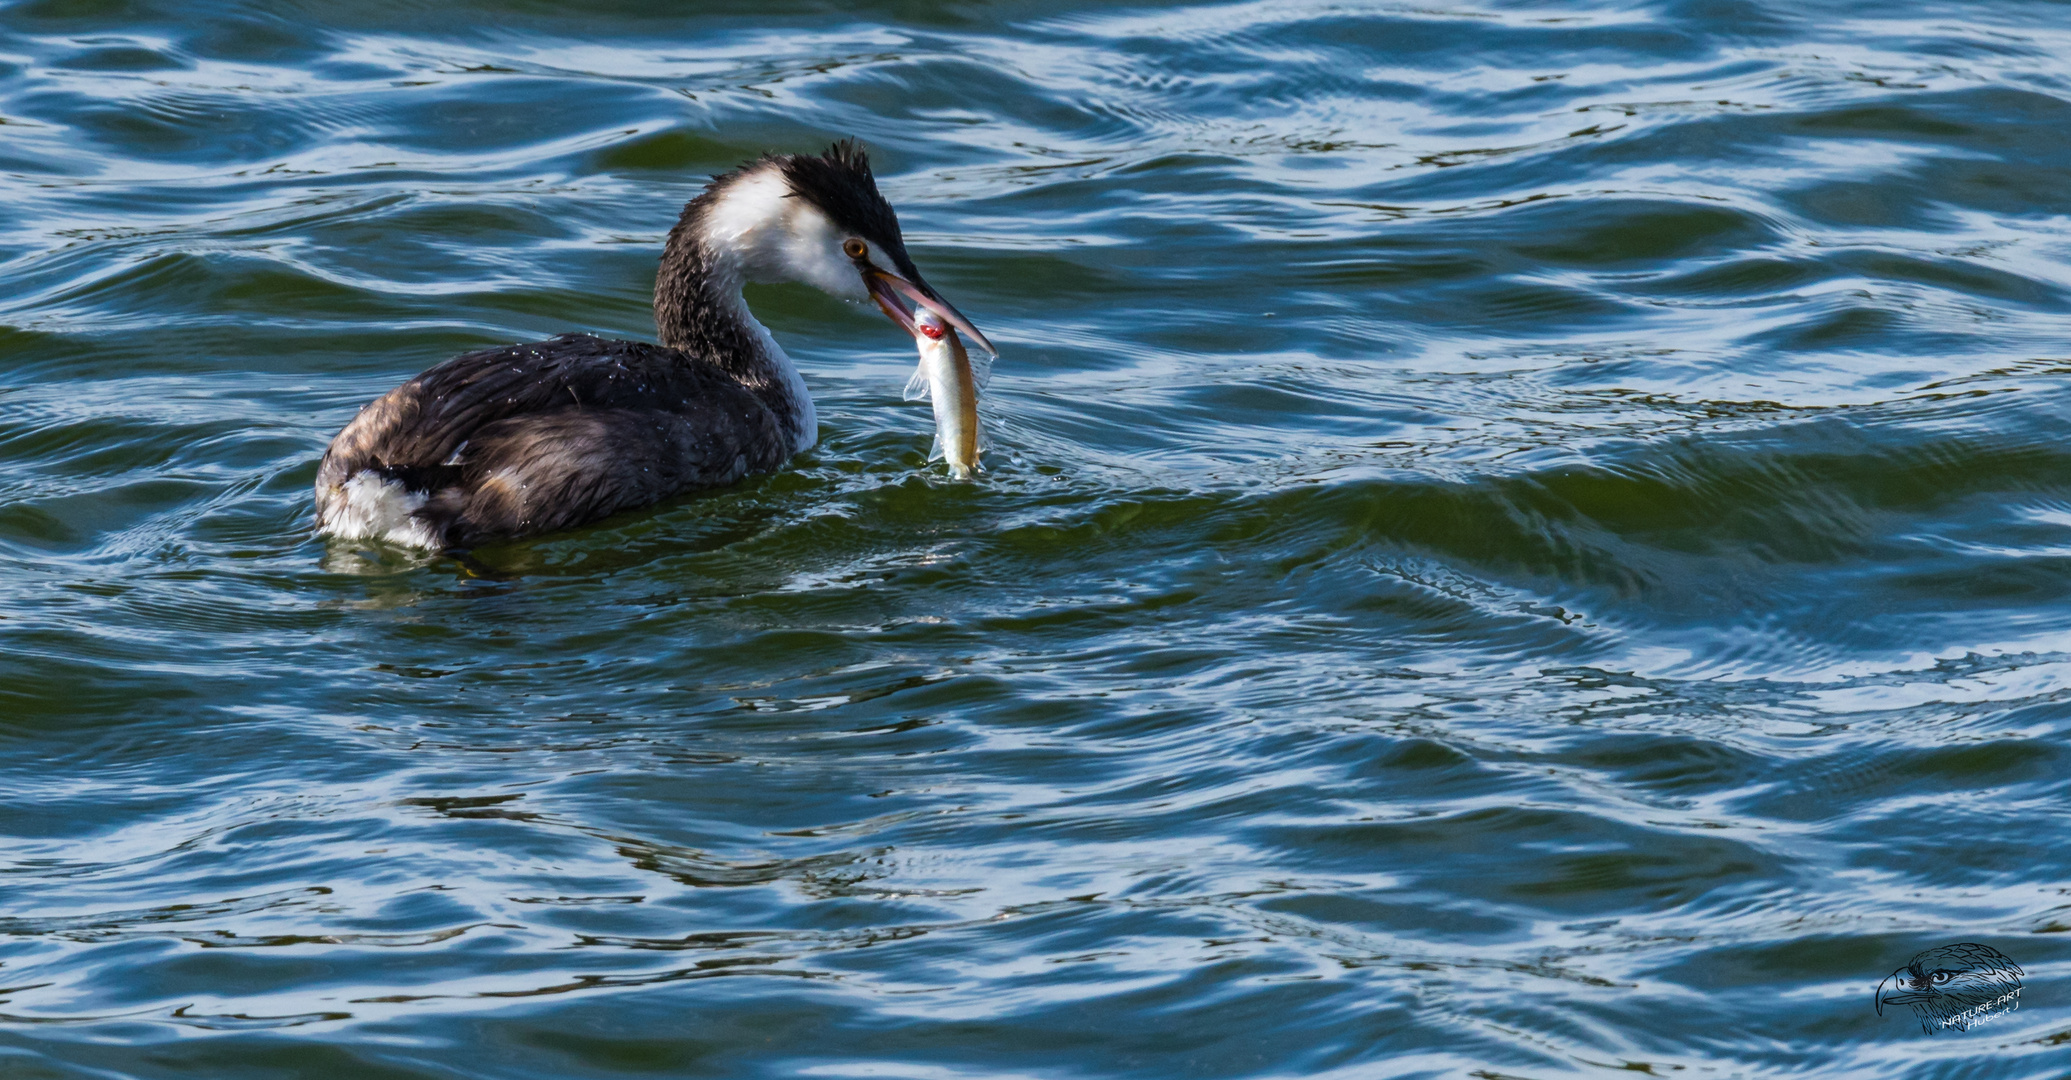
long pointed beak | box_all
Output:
[1876,970,1921,1015]
[865,268,997,358]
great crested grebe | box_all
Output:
[314,140,996,550]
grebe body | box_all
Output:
[315,141,994,549]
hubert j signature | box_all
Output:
[1876,943,2024,1034]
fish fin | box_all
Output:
[902,364,931,402]
[968,347,992,392]
[928,433,945,463]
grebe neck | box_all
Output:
[654,171,818,454]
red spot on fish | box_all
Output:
[918,323,945,340]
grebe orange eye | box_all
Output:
[843,238,867,259]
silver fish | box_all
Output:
[905,308,988,478]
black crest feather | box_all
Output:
[776,140,918,277]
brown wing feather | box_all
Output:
[316,334,791,547]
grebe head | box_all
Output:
[698,141,997,357]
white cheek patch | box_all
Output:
[701,168,790,255]
[700,167,869,303]
[779,201,868,301]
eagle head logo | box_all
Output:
[1876,942,2023,1033]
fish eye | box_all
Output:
[843,238,868,260]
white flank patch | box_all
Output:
[316,472,443,549]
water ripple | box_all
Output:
[4,0,2071,1076]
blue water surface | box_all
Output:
[3,0,2071,1076]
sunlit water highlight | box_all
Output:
[3,1,2071,1076]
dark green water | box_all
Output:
[4,0,2071,1076]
